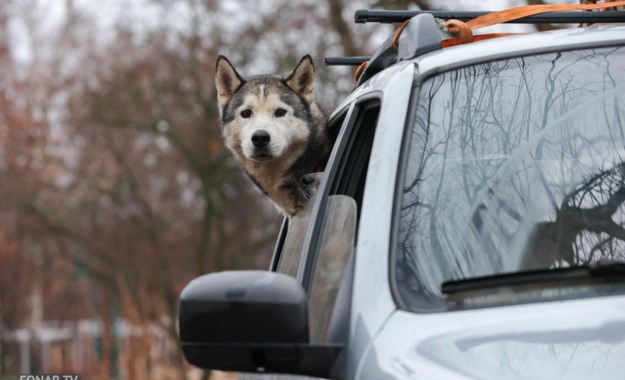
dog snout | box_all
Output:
[301,173,318,185]
[251,130,271,148]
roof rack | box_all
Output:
[324,57,370,66]
[326,6,625,88]
[355,9,625,24]
[356,13,442,86]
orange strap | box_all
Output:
[392,20,410,50]
[446,0,625,43]
[363,1,625,83]
[441,33,519,48]
[354,60,369,82]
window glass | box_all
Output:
[274,112,347,277]
[395,47,625,310]
[276,201,312,277]
[308,195,356,343]
[305,103,379,342]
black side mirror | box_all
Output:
[178,271,341,377]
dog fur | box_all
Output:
[215,55,332,217]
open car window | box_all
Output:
[277,201,313,278]
[308,195,356,343]
[394,47,625,311]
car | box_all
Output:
[178,6,625,380]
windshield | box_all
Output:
[394,47,625,310]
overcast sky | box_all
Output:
[9,0,168,63]
[8,0,568,64]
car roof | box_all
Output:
[329,24,625,120]
[412,24,625,76]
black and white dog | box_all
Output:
[215,55,333,217]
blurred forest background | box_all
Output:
[0,0,576,379]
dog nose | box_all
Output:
[301,174,317,185]
[251,130,271,148]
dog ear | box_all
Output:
[286,55,315,103]
[215,56,244,108]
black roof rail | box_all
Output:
[353,13,441,87]
[355,9,625,24]
[354,33,397,87]
[325,13,443,86]
[326,8,625,88]
[324,57,371,66]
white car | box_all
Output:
[178,8,625,380]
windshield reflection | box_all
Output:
[396,47,625,310]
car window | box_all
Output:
[394,47,625,311]
[328,103,380,214]
[248,100,379,374]
[308,195,356,343]
[273,99,379,343]
[273,113,347,277]
[274,102,379,282]
[276,201,312,277]
[305,102,380,343]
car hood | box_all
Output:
[363,295,625,379]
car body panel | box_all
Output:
[412,25,625,78]
[346,25,625,380]
[360,295,625,379]
[343,62,415,380]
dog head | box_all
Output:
[215,55,316,162]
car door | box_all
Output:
[240,99,381,380]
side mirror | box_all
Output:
[178,271,341,377]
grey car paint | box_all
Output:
[332,26,625,379]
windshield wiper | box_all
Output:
[441,260,625,294]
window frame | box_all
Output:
[268,105,352,274]
[389,78,426,311]
[269,95,383,285]
[390,46,625,314]
[298,97,382,289]
[267,95,383,349]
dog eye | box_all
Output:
[240,109,252,118]
[274,108,287,118]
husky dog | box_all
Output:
[215,55,333,217]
